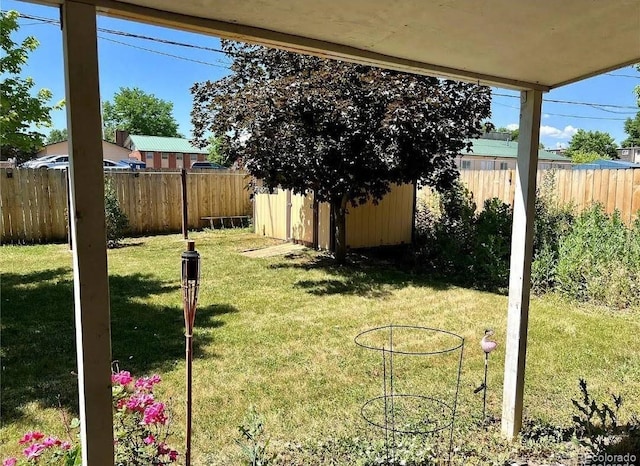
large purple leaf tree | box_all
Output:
[191,41,492,263]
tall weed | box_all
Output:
[556,204,640,307]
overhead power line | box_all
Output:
[492,101,629,121]
[493,92,638,111]
[98,36,231,69]
[604,73,640,79]
[13,11,640,118]
[18,12,234,62]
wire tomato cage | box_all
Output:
[355,324,465,464]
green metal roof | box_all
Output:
[464,138,571,162]
[126,135,209,154]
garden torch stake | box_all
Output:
[181,240,200,466]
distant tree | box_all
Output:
[566,129,617,159]
[622,115,640,148]
[622,64,640,148]
[191,41,492,263]
[570,150,607,164]
[481,121,496,133]
[495,126,519,141]
[102,87,182,142]
[46,128,68,144]
[494,125,548,148]
[206,135,229,166]
[0,11,62,162]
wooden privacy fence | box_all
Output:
[419,168,640,225]
[254,184,415,249]
[0,168,252,244]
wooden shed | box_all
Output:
[253,184,415,249]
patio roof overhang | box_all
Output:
[26,1,639,464]
[41,0,640,90]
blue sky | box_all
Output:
[5,0,639,149]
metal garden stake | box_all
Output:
[181,240,200,466]
[479,329,497,421]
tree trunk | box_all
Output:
[331,195,348,264]
[411,178,418,245]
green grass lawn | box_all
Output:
[1,230,639,464]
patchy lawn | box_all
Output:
[1,230,639,464]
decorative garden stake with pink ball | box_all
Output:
[181,240,200,466]
[480,329,498,421]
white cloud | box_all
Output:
[539,125,578,139]
[506,123,519,131]
[543,114,550,119]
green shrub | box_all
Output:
[556,204,640,307]
[414,182,512,289]
[414,181,476,279]
[530,170,574,293]
[472,198,512,287]
[104,178,129,248]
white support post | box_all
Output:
[62,2,114,464]
[501,89,542,440]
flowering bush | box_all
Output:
[3,371,178,466]
[2,431,79,466]
[111,371,179,465]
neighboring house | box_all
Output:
[573,159,640,170]
[36,140,131,162]
[617,147,640,164]
[456,138,572,170]
[123,135,208,169]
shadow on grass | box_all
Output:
[1,268,236,422]
[269,250,453,297]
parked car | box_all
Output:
[103,159,129,170]
[46,159,129,170]
[32,155,69,168]
[46,162,70,170]
[117,159,146,170]
[20,155,59,168]
[191,161,224,169]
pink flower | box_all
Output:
[3,458,17,466]
[169,449,178,461]
[42,436,61,448]
[134,375,161,391]
[60,441,71,451]
[143,434,155,445]
[111,371,133,386]
[157,443,171,455]
[18,431,44,444]
[142,402,167,425]
[23,443,45,460]
[125,393,154,412]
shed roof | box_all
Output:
[125,135,209,154]
[464,138,571,162]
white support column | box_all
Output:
[501,89,542,440]
[62,2,114,464]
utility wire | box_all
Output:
[18,12,234,62]
[492,101,630,121]
[98,35,231,69]
[604,73,640,79]
[493,92,638,110]
[14,12,640,116]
